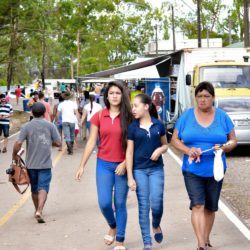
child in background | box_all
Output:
[74,120,80,148]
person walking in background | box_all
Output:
[60,82,66,93]
[0,94,13,153]
[171,81,237,250]
[38,91,51,122]
[15,85,22,105]
[27,91,39,121]
[51,95,64,151]
[126,94,168,250]
[75,81,133,250]
[94,83,101,103]
[79,93,87,141]
[12,102,61,223]
[80,93,102,138]
[57,91,79,155]
[47,88,53,106]
[5,91,10,103]
[74,116,80,148]
[28,91,39,109]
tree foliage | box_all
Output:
[172,0,243,47]
[0,0,158,88]
[0,0,245,88]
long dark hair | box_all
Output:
[104,80,133,151]
[135,93,158,119]
[89,94,95,114]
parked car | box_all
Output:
[216,97,250,145]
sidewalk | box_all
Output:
[0,137,249,249]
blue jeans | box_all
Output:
[96,158,128,243]
[28,169,52,193]
[134,166,164,246]
[62,122,75,142]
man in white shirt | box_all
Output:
[57,92,79,154]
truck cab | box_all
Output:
[187,61,250,145]
[190,62,250,103]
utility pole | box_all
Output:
[77,30,80,76]
[70,54,74,79]
[171,5,176,51]
[155,25,158,56]
[228,17,232,45]
[206,26,209,48]
[7,6,17,91]
[41,30,46,90]
[197,0,202,48]
[244,0,250,47]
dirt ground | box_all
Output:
[10,111,30,134]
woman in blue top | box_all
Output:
[171,81,237,250]
[126,94,168,250]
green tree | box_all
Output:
[0,0,165,84]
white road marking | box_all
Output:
[167,148,250,241]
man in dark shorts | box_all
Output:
[0,94,13,153]
[13,102,61,223]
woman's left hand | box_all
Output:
[214,144,223,151]
[150,148,162,161]
[115,163,126,176]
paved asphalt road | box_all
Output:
[0,133,249,250]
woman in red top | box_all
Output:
[76,81,133,250]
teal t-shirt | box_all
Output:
[175,108,234,177]
[60,84,66,92]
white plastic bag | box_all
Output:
[213,149,224,182]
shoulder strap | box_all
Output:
[12,183,29,194]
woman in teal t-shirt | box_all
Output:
[171,81,237,250]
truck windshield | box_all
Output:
[217,99,250,112]
[200,66,250,88]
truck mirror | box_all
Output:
[186,74,191,86]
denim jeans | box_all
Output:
[62,122,75,142]
[96,158,128,242]
[183,171,223,211]
[28,169,52,193]
[134,166,164,246]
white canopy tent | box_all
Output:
[114,65,159,79]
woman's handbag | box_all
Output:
[213,149,224,182]
[7,156,30,194]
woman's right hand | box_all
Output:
[128,178,136,191]
[75,167,84,181]
[187,147,201,158]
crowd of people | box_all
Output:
[5,80,237,250]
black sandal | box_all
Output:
[205,242,213,249]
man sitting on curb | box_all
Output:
[13,102,61,223]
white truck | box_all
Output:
[167,48,250,144]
